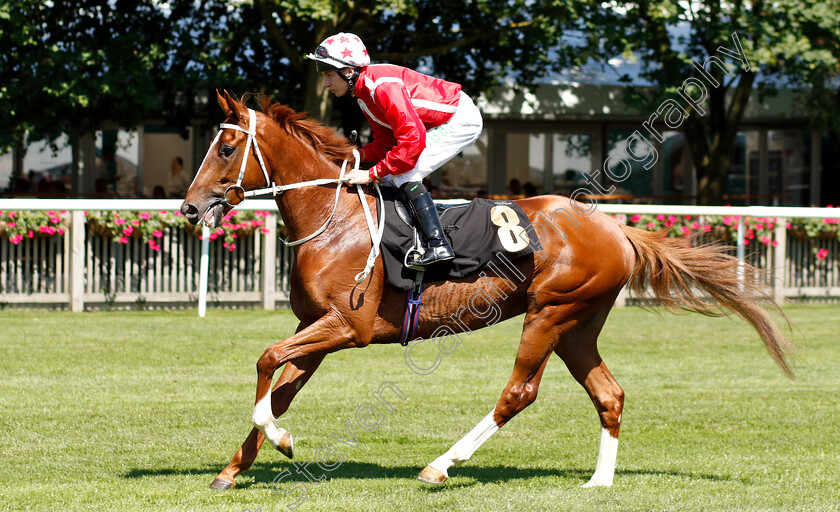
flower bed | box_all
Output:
[86,210,275,252]
[618,208,840,259]
[0,210,68,244]
[2,209,278,253]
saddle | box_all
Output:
[376,187,541,291]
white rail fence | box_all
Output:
[1,199,838,312]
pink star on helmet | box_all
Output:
[341,47,354,59]
[325,37,335,45]
[339,35,351,43]
[362,48,368,56]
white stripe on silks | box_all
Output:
[357,99,391,129]
[411,98,458,113]
[364,76,404,98]
[582,427,619,488]
[427,410,499,477]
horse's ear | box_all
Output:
[216,89,240,123]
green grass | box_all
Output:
[0,305,838,511]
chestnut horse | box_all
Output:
[181,92,791,490]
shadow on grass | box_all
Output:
[122,461,732,489]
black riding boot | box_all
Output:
[400,182,455,266]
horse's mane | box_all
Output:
[241,93,355,166]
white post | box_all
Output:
[736,217,745,289]
[69,210,86,312]
[261,213,278,310]
[773,218,787,305]
[198,224,210,318]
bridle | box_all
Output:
[198,107,384,283]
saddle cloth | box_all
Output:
[376,187,541,290]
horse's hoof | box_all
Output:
[209,477,235,490]
[418,465,448,484]
[276,428,294,459]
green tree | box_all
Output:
[582,0,840,204]
[246,0,583,122]
[0,0,183,151]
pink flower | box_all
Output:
[772,241,779,247]
[767,223,774,229]
[50,217,61,224]
[140,212,151,220]
[631,214,641,223]
[754,223,764,230]
[118,236,129,244]
[209,233,218,240]
[691,222,700,230]
[743,238,750,246]
[229,243,236,251]
[122,227,133,236]
[131,220,141,226]
[656,214,665,221]
[260,227,269,234]
[816,248,829,260]
[723,216,732,226]
[702,224,711,233]
[115,218,126,225]
[57,228,64,235]
[7,222,15,228]
[786,222,792,229]
[680,226,690,236]
[152,231,163,238]
[760,236,771,245]
[8,211,16,218]
[647,222,656,229]
[28,231,33,238]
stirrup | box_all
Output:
[412,244,455,267]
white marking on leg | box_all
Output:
[582,427,619,488]
[252,391,288,448]
[428,410,500,477]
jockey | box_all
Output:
[307,33,483,267]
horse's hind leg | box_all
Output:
[554,304,624,487]
[210,352,326,490]
[418,308,559,484]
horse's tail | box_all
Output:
[618,223,793,377]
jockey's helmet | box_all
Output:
[307,33,370,72]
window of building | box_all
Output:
[607,129,655,198]
[551,133,592,196]
[769,130,811,207]
[438,131,488,198]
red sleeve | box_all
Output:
[368,81,426,178]
[359,121,396,164]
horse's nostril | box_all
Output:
[181,202,199,222]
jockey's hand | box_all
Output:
[347,168,374,185]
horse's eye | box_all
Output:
[221,145,235,158]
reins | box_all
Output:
[212,108,384,283]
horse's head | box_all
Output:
[180,91,272,227]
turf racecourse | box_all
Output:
[1,305,838,512]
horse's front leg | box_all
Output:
[252,313,365,452]
[211,352,326,490]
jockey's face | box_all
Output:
[322,69,352,97]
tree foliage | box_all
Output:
[580,0,840,204]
